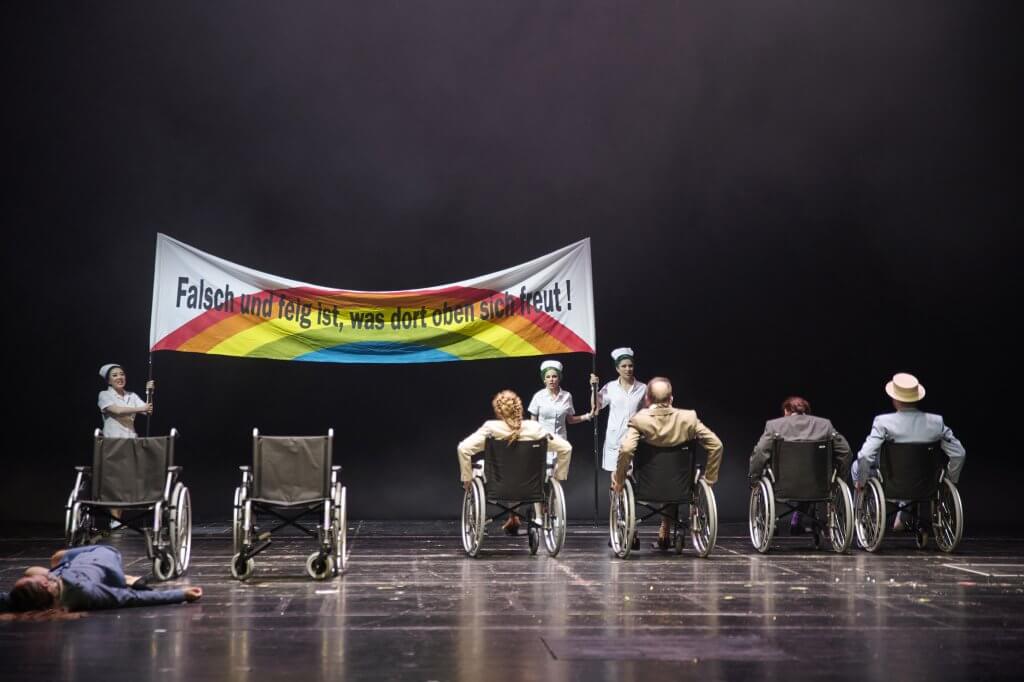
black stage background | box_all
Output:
[1,2,1017,526]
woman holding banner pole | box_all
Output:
[96,363,154,528]
[523,360,593,533]
[591,348,646,542]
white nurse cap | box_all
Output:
[540,360,563,373]
[99,363,122,380]
[610,347,634,363]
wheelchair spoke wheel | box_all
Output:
[230,552,255,581]
[461,479,485,557]
[691,479,718,558]
[332,483,348,573]
[169,484,192,576]
[543,479,567,557]
[66,502,91,548]
[64,483,87,547]
[749,478,775,554]
[232,487,244,556]
[608,480,636,559]
[829,478,854,553]
[932,478,964,553]
[855,478,886,552]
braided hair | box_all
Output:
[491,390,524,443]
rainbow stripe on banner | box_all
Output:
[149,235,595,364]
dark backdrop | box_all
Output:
[2,2,1017,526]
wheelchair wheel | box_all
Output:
[828,478,854,554]
[232,486,244,556]
[932,478,964,553]
[461,478,485,557]
[749,478,775,554]
[331,483,348,573]
[169,483,192,576]
[543,479,567,557]
[855,478,886,552]
[306,551,332,580]
[231,552,255,581]
[691,479,717,558]
[153,550,175,582]
[527,506,540,555]
[66,502,91,548]
[608,479,636,559]
[673,520,684,555]
[64,483,88,547]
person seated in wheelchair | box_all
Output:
[457,390,572,534]
[749,395,852,535]
[852,372,966,531]
[1,545,201,618]
[613,377,723,550]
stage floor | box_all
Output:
[2,521,1023,681]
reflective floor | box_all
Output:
[2,521,1024,681]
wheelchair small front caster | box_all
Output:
[153,551,175,582]
[230,553,255,581]
[306,552,332,580]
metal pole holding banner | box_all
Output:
[592,353,599,525]
[145,352,153,437]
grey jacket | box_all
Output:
[749,414,852,480]
[852,408,965,484]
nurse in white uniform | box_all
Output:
[527,360,593,469]
[590,347,646,476]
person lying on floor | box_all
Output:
[0,545,201,615]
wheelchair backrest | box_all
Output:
[879,441,946,500]
[633,441,696,503]
[483,438,548,502]
[92,432,175,504]
[771,439,832,501]
[253,432,333,503]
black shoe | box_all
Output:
[789,523,807,537]
[631,535,640,550]
[503,520,520,536]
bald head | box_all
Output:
[647,377,673,406]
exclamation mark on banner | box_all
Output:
[566,279,572,310]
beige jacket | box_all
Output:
[616,405,724,486]
[457,420,572,482]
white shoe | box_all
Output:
[110,520,123,530]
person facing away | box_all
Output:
[457,390,573,534]
[97,363,155,438]
[749,395,852,533]
[852,372,965,529]
[614,377,724,549]
[1,545,201,616]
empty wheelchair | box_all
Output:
[231,429,348,580]
[461,438,567,558]
[64,428,192,581]
[609,441,718,559]
[749,439,854,554]
[855,441,964,553]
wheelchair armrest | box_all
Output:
[167,466,183,473]
[239,465,251,472]
[332,465,342,472]
[74,466,92,473]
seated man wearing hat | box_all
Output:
[852,372,966,530]
[613,377,724,549]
